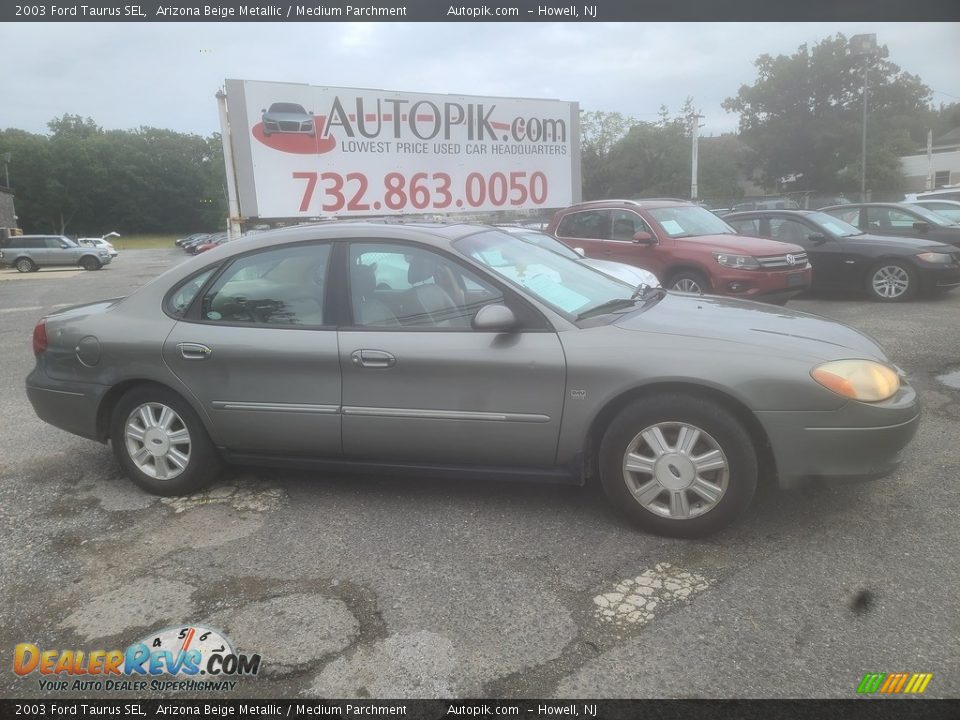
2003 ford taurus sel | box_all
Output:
[26,223,920,536]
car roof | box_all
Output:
[724,209,816,219]
[820,202,914,210]
[557,199,690,212]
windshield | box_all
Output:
[268,103,307,114]
[454,229,637,318]
[907,203,957,227]
[648,205,736,237]
[807,212,862,237]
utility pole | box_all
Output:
[850,34,878,201]
[689,110,704,201]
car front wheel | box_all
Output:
[668,270,709,294]
[867,261,915,302]
[110,385,222,496]
[598,394,758,537]
[81,256,101,271]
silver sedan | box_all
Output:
[26,222,920,536]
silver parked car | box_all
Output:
[26,223,919,536]
[1,235,112,272]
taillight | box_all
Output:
[32,318,48,355]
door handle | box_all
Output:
[178,342,212,360]
[351,349,396,369]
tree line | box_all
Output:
[581,34,957,203]
[1,115,227,236]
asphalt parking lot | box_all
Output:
[1,249,958,699]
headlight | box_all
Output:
[714,253,760,270]
[915,252,953,264]
[811,359,900,402]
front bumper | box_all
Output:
[918,264,960,290]
[26,369,108,442]
[757,383,921,488]
[715,266,812,303]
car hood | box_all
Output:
[841,232,957,252]
[582,258,660,287]
[673,233,804,256]
[263,112,312,122]
[614,292,887,362]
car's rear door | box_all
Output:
[337,240,566,468]
[161,241,342,455]
[554,209,611,259]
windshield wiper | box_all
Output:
[576,297,640,320]
[631,283,667,301]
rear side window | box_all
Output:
[167,269,216,317]
[199,243,331,326]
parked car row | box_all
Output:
[541,199,960,303]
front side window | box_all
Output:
[727,218,761,236]
[556,210,611,240]
[350,243,503,329]
[611,210,651,241]
[769,218,812,245]
[199,243,330,326]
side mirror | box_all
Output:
[913,221,930,233]
[472,304,517,332]
[574,247,586,257]
[632,231,656,245]
[808,234,828,243]
[60,243,70,249]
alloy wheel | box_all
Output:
[871,265,910,299]
[124,402,192,480]
[621,422,729,520]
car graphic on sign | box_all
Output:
[261,102,315,137]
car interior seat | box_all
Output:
[613,218,635,240]
[405,255,462,327]
[351,263,400,326]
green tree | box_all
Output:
[723,34,932,195]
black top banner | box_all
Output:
[3,0,959,22]
[4,699,960,720]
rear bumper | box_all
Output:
[26,369,107,442]
[757,384,921,488]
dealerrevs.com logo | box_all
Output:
[14,625,261,692]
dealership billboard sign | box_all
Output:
[223,79,580,220]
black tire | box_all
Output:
[110,384,222,496]
[598,394,758,537]
[866,260,916,302]
[668,269,710,294]
[81,256,101,271]
[15,257,34,273]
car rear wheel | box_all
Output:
[598,394,758,537]
[15,258,35,273]
[110,385,221,496]
[668,270,709,294]
[81,256,101,271]
[867,261,915,302]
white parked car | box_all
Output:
[77,233,119,258]
[903,198,960,224]
[496,226,660,289]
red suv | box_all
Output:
[546,199,812,303]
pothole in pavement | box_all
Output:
[159,473,286,514]
[592,562,714,627]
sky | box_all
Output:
[3,22,959,139]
